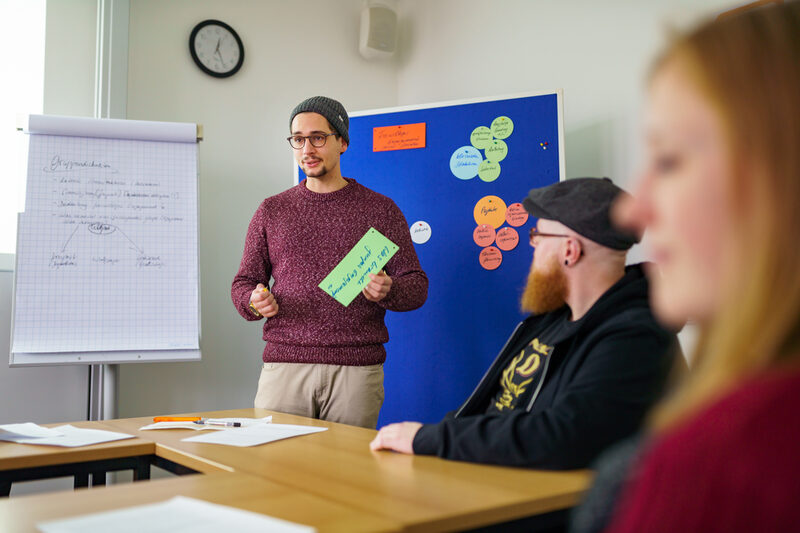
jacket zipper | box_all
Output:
[525,347,553,411]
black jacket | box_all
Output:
[413,263,679,469]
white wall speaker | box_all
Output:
[359,3,398,59]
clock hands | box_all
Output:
[214,37,225,66]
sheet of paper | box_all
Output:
[182,424,327,447]
[318,227,398,307]
[139,416,272,431]
[0,422,64,440]
[37,495,315,533]
[0,424,133,447]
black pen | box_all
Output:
[193,419,241,428]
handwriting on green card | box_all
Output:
[318,227,399,306]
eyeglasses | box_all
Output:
[529,227,570,244]
[286,133,338,149]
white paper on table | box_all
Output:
[0,422,65,441]
[36,495,316,533]
[139,416,272,431]
[182,424,327,447]
[3,425,134,447]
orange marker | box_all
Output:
[153,416,201,422]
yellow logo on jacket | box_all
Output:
[494,338,553,411]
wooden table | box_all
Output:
[0,421,157,496]
[0,410,591,532]
[105,409,592,532]
[0,471,400,533]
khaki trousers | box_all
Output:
[254,362,384,429]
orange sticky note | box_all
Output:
[473,224,496,247]
[479,246,503,271]
[505,203,529,227]
[496,227,520,251]
[373,123,426,152]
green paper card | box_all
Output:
[318,227,399,307]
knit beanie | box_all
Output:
[289,96,350,145]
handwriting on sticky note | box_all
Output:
[318,228,399,306]
[373,123,426,152]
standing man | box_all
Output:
[371,178,680,468]
[232,96,428,429]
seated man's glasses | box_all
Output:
[529,227,570,245]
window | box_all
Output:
[0,0,45,267]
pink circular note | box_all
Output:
[505,203,529,227]
[473,224,496,247]
[495,227,519,251]
[479,246,503,270]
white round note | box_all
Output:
[410,220,432,244]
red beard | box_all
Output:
[520,256,568,314]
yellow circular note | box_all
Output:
[473,195,508,229]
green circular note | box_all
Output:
[490,116,514,139]
[478,160,501,182]
[470,126,493,149]
[484,139,508,163]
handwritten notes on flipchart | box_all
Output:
[11,115,200,356]
[318,228,398,307]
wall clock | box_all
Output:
[189,19,244,78]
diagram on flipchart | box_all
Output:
[50,221,164,271]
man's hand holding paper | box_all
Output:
[362,270,392,302]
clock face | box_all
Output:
[189,20,244,78]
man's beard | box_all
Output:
[520,255,568,314]
[302,158,329,178]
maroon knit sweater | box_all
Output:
[232,178,428,366]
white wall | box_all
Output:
[42,0,97,116]
[117,0,398,416]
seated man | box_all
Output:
[371,177,681,469]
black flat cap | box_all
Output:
[522,177,640,250]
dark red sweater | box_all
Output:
[605,365,800,533]
[232,178,428,366]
